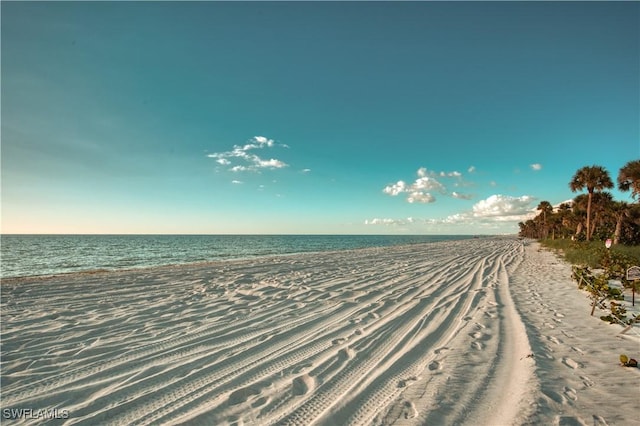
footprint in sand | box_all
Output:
[555,415,588,426]
[469,331,484,340]
[571,346,584,355]
[428,360,441,371]
[580,375,594,387]
[546,335,562,345]
[592,415,609,426]
[397,376,418,388]
[402,400,418,419]
[228,384,264,405]
[562,357,580,369]
[292,374,315,396]
[539,349,555,360]
[252,396,269,408]
[434,346,449,355]
[543,389,567,405]
[563,386,578,402]
[561,330,574,339]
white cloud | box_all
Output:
[253,136,274,147]
[365,194,537,230]
[383,180,408,196]
[383,167,475,203]
[452,191,473,200]
[231,180,243,184]
[530,163,543,171]
[471,194,536,218]
[256,158,287,169]
[365,218,411,226]
[208,136,289,172]
[407,191,436,203]
[414,176,446,192]
[468,166,476,173]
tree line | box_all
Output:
[518,160,640,244]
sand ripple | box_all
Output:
[3,237,628,425]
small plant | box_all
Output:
[600,301,628,324]
[601,250,634,284]
[571,264,627,321]
[571,265,592,290]
[607,286,624,300]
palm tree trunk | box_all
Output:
[614,215,622,245]
[586,191,593,241]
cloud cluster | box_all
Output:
[366,194,537,228]
[471,194,535,220]
[383,167,473,203]
[530,163,543,171]
[208,136,289,172]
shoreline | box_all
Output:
[1,237,638,425]
[1,236,494,284]
[1,234,484,281]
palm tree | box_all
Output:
[518,219,539,239]
[618,159,640,201]
[572,194,589,239]
[611,201,630,245]
[588,191,614,240]
[569,165,614,241]
[557,203,574,239]
[536,201,554,238]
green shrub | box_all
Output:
[600,301,628,324]
[549,239,640,325]
[540,238,640,270]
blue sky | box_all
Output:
[2,2,638,235]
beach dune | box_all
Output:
[1,237,638,425]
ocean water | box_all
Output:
[0,234,475,279]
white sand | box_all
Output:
[1,237,638,425]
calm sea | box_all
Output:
[0,234,474,279]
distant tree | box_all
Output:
[537,201,554,238]
[588,192,614,241]
[618,159,640,201]
[611,201,630,245]
[547,212,563,240]
[518,219,539,239]
[569,165,614,241]
[556,203,573,239]
[624,204,640,244]
[572,194,589,239]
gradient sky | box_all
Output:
[2,1,639,235]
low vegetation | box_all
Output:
[527,161,640,327]
[539,239,640,268]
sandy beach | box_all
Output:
[1,237,638,425]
